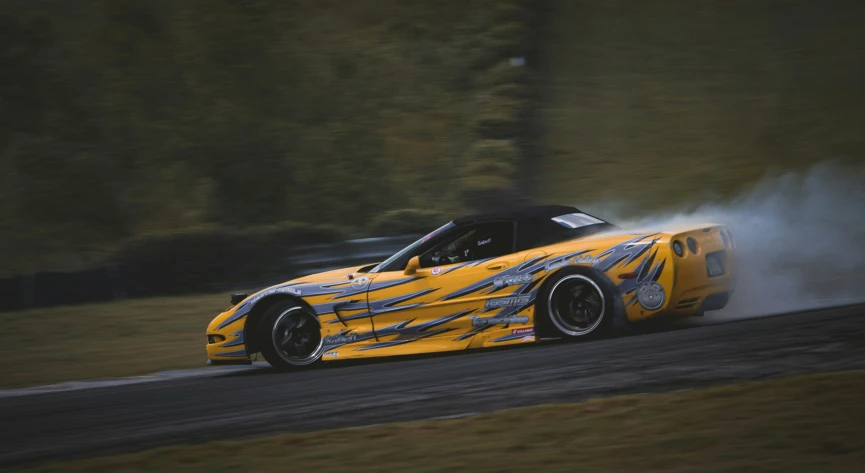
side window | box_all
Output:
[420,222,514,267]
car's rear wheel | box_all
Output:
[537,268,616,339]
[258,300,323,370]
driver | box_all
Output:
[432,230,477,265]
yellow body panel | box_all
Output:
[206,224,736,364]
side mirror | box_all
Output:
[404,256,421,275]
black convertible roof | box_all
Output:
[452,204,614,252]
[452,205,580,225]
[371,205,613,272]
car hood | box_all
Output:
[280,264,374,286]
[240,262,377,305]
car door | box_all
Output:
[362,221,522,354]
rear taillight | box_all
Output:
[686,237,699,255]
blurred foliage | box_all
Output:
[366,208,451,237]
[533,0,865,214]
[115,221,346,296]
[1,292,227,387]
[4,0,863,277]
[0,0,531,275]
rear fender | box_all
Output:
[586,234,674,323]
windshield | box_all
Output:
[369,222,455,273]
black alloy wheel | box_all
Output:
[258,301,323,369]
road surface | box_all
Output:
[2,304,864,469]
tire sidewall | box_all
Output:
[535,266,624,340]
[257,299,322,370]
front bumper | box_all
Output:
[206,336,251,363]
[206,307,252,363]
[206,328,250,364]
[207,358,252,365]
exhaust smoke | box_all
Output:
[582,162,865,318]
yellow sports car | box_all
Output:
[206,205,736,369]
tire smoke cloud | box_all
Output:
[583,162,865,317]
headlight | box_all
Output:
[672,240,685,257]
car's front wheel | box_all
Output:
[257,300,323,370]
[537,268,615,339]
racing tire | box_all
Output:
[535,267,623,340]
[257,300,324,370]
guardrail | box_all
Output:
[0,235,419,312]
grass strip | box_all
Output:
[2,293,227,388]
[21,370,865,473]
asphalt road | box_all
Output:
[3,303,865,469]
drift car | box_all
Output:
[206,205,736,369]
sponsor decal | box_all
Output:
[249,286,303,300]
[545,253,601,273]
[471,314,530,327]
[544,259,568,273]
[521,335,536,342]
[351,276,370,288]
[431,266,442,275]
[493,273,533,288]
[607,236,667,304]
[636,281,665,310]
[573,255,600,265]
[485,295,532,309]
[323,351,338,358]
[478,238,492,246]
[323,333,358,345]
[511,327,534,335]
[252,285,303,301]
